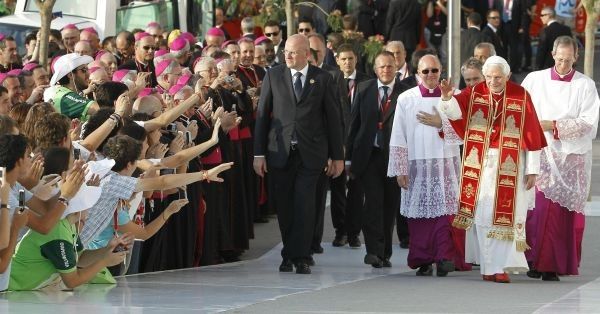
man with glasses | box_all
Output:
[535,6,572,70]
[146,22,164,47]
[254,34,344,275]
[115,31,135,66]
[155,59,182,93]
[264,20,285,64]
[45,53,100,121]
[255,36,277,68]
[482,9,507,59]
[522,36,599,282]
[119,33,158,87]
[297,18,315,37]
[80,28,101,59]
[60,24,80,54]
[388,54,460,276]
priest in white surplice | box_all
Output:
[521,36,600,281]
[387,55,461,277]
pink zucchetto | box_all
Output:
[155,49,170,58]
[206,27,224,37]
[7,69,22,76]
[147,21,160,28]
[180,32,197,45]
[22,62,39,72]
[0,73,7,84]
[134,32,151,42]
[254,36,270,46]
[61,24,78,31]
[81,27,98,35]
[139,87,157,97]
[221,40,236,49]
[112,69,132,82]
[169,37,189,52]
[168,84,185,96]
[177,75,191,86]
[155,59,174,77]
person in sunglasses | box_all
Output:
[118,33,158,87]
[387,54,461,277]
[263,20,285,64]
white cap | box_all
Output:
[50,53,94,86]
[62,185,102,219]
[84,159,116,182]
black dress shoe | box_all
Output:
[279,259,293,272]
[437,260,455,273]
[312,245,324,254]
[332,235,348,247]
[382,258,392,268]
[307,256,315,266]
[364,254,383,268]
[348,237,361,248]
[295,263,311,274]
[527,269,542,279]
[399,238,409,249]
[416,264,433,276]
[542,272,560,281]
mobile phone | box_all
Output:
[185,131,192,145]
[73,148,81,160]
[0,167,4,181]
[178,187,188,200]
[167,123,178,133]
[232,104,237,112]
[52,11,63,18]
[177,114,189,126]
[18,189,26,213]
[113,244,127,253]
[224,75,235,84]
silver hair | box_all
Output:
[385,40,405,51]
[241,17,255,33]
[474,42,496,56]
[162,60,179,75]
[171,41,190,58]
[482,56,510,76]
[541,6,556,18]
[216,58,234,71]
[552,35,578,55]
[460,57,483,76]
[194,56,215,73]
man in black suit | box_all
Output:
[481,9,507,59]
[357,0,390,38]
[307,33,347,255]
[499,0,529,72]
[461,12,488,64]
[536,6,572,70]
[346,51,403,268]
[264,20,286,65]
[472,0,503,21]
[385,0,422,60]
[254,34,345,274]
[333,44,371,248]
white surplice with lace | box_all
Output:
[521,69,600,213]
[387,86,461,218]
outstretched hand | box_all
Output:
[440,78,455,101]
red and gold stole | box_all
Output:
[452,82,530,251]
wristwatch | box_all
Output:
[57,196,69,206]
[0,204,9,209]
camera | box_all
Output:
[167,123,178,133]
[185,131,192,145]
[224,75,235,84]
[18,189,26,213]
[73,148,80,160]
[113,244,127,253]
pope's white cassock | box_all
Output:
[388,85,461,269]
[521,67,600,275]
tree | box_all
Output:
[34,0,57,68]
[581,0,600,76]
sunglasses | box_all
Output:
[421,68,439,75]
[265,31,280,37]
[298,28,311,33]
[540,13,550,17]
[142,45,157,51]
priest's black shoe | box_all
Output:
[382,258,392,268]
[437,260,455,273]
[527,269,542,279]
[332,235,348,247]
[542,272,560,281]
[348,236,361,248]
[399,238,409,249]
[416,264,433,276]
[312,245,324,254]
[279,259,293,272]
[364,254,383,268]
[295,262,311,274]
[307,256,315,266]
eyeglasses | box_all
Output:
[298,28,311,33]
[265,31,280,37]
[420,68,439,74]
[142,45,157,51]
[540,13,550,17]
[489,16,500,20]
[283,49,301,56]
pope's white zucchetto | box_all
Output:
[482,56,511,77]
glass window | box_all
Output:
[116,1,173,33]
[25,0,97,19]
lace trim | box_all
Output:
[387,146,408,177]
[441,117,463,145]
[556,119,593,141]
[400,157,461,218]
[536,149,590,213]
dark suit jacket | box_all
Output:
[275,41,285,64]
[385,0,422,52]
[344,71,371,136]
[462,27,488,63]
[346,78,406,176]
[254,64,344,169]
[482,25,506,58]
[322,63,350,138]
[357,0,389,38]
[236,64,266,89]
[472,0,503,20]
[536,21,572,70]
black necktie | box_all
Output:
[376,86,389,148]
[294,72,303,100]
[396,71,402,81]
[380,86,389,110]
